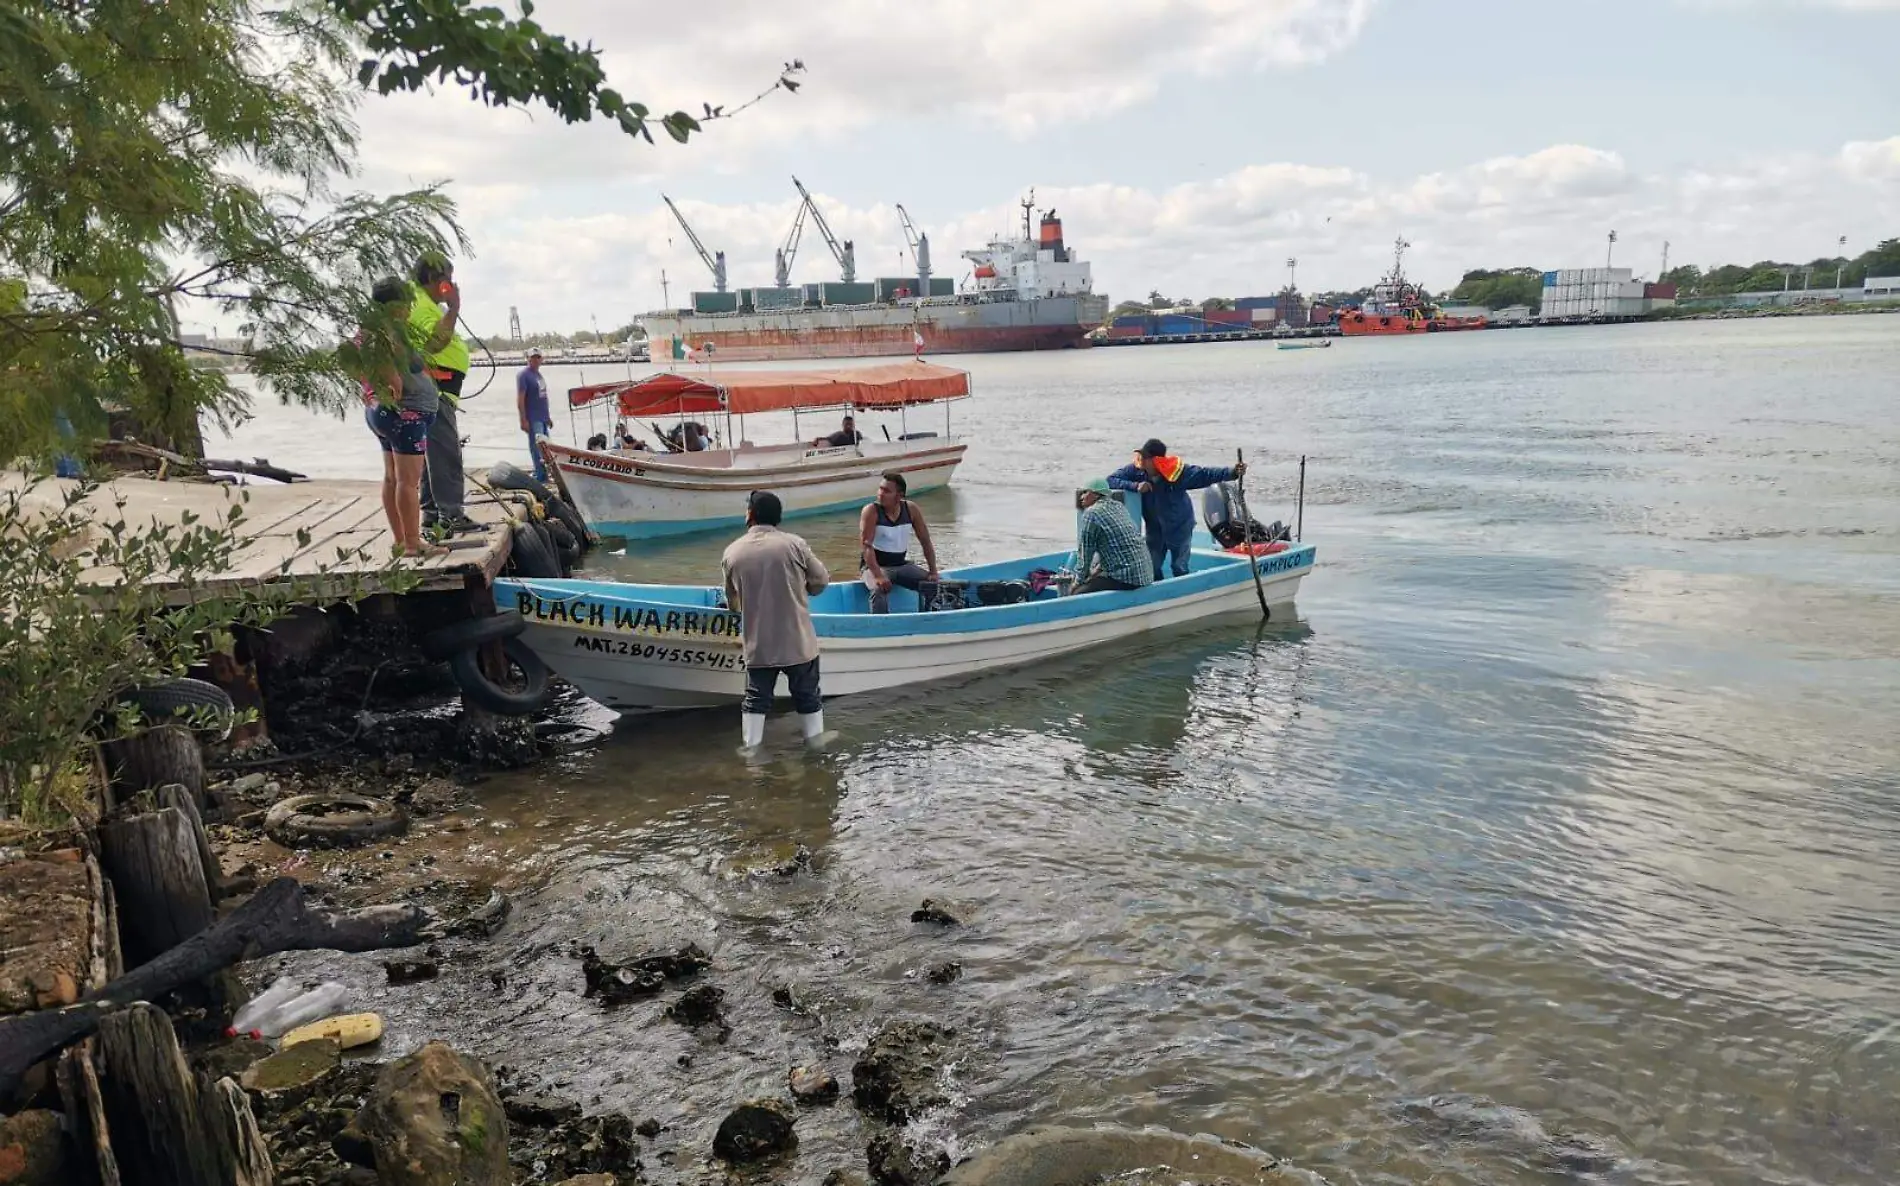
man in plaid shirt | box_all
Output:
[1072,478,1154,595]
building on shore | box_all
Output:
[1675,275,1900,311]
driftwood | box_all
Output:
[100,724,206,811]
[95,439,307,484]
[0,876,427,1100]
[98,801,215,968]
[97,1004,224,1186]
[206,1075,276,1186]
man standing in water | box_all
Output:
[1107,438,1245,579]
[722,491,832,752]
[409,253,477,534]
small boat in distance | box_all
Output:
[1338,237,1487,337]
[1277,339,1332,351]
[497,540,1317,713]
[545,362,970,539]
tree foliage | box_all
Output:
[1662,238,1900,295]
[1450,267,1545,312]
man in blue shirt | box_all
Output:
[1106,438,1245,579]
[516,348,553,481]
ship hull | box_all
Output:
[649,296,1107,362]
[1338,311,1488,336]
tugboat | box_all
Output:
[1338,238,1487,336]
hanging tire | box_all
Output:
[507,521,562,579]
[419,612,526,662]
[449,635,549,716]
[545,518,583,573]
[544,496,591,549]
[485,461,557,504]
[265,791,407,849]
[115,677,237,739]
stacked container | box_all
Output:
[754,287,802,311]
[1539,267,1643,320]
[818,281,877,306]
[692,291,739,314]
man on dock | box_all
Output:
[1071,479,1153,595]
[722,491,833,753]
[517,348,553,481]
[1107,439,1245,579]
[409,253,477,535]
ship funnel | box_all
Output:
[714,250,728,293]
[1039,211,1065,262]
[916,232,932,294]
[841,241,856,283]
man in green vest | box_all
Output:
[409,253,478,534]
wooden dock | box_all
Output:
[6,475,524,601]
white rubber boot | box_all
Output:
[799,709,837,751]
[739,712,766,756]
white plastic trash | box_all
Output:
[252,982,351,1038]
[228,976,301,1037]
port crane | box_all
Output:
[662,194,726,293]
[774,199,808,289]
[895,204,932,292]
[791,177,855,283]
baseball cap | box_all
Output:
[1138,438,1167,458]
[1083,477,1112,495]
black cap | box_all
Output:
[1138,438,1167,458]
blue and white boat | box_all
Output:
[495,541,1317,713]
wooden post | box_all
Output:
[203,1076,275,1186]
[96,1004,222,1186]
[56,1040,123,1186]
[99,725,205,811]
[97,804,214,968]
[157,784,223,899]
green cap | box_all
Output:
[1083,477,1111,495]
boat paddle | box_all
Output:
[1233,447,1269,620]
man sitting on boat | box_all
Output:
[1071,479,1153,595]
[859,472,940,613]
[722,491,832,752]
[813,414,864,449]
[1107,439,1246,579]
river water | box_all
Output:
[222,318,1900,1185]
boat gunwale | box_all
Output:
[545,441,967,486]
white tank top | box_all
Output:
[870,501,914,566]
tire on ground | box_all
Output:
[118,676,237,739]
[449,636,550,716]
[264,792,408,849]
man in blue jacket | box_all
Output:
[1107,438,1246,579]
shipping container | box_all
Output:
[875,277,924,301]
[1111,315,1150,328]
[1643,282,1678,299]
[1234,295,1278,310]
[818,281,877,306]
[927,277,955,297]
[1106,326,1147,339]
[692,291,740,314]
[1206,309,1250,325]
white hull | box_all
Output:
[498,545,1315,713]
[546,438,965,539]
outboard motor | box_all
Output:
[1202,481,1289,549]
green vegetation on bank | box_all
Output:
[1448,268,1545,312]
[1662,238,1900,297]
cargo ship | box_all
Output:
[645,200,1109,361]
[1338,238,1487,336]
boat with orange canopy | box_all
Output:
[542,361,971,539]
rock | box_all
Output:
[512,1111,640,1180]
[789,1063,840,1105]
[867,1130,950,1186]
[579,941,710,1005]
[451,889,511,938]
[192,1036,273,1081]
[634,1118,663,1138]
[823,1170,870,1186]
[501,1091,582,1128]
[333,1116,376,1168]
[385,958,439,985]
[555,1177,618,1186]
[240,1037,341,1097]
[851,1021,956,1123]
[0,1110,71,1185]
[664,983,726,1028]
[712,1099,797,1164]
[925,961,963,984]
[910,898,961,927]
[357,1041,510,1186]
[231,772,269,794]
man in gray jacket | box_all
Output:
[721,491,832,752]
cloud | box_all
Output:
[434,135,1900,333]
[348,0,1376,193]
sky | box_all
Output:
[256,0,1900,335]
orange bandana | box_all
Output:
[1150,455,1186,483]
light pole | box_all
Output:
[1836,236,1848,290]
[1606,229,1617,269]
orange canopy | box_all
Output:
[567,362,971,417]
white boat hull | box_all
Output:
[545,439,965,539]
[497,544,1315,713]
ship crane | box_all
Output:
[774,199,808,289]
[895,204,932,292]
[662,194,727,293]
[791,176,855,283]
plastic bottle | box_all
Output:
[282,1012,384,1051]
[252,982,351,1039]
[227,976,302,1038]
